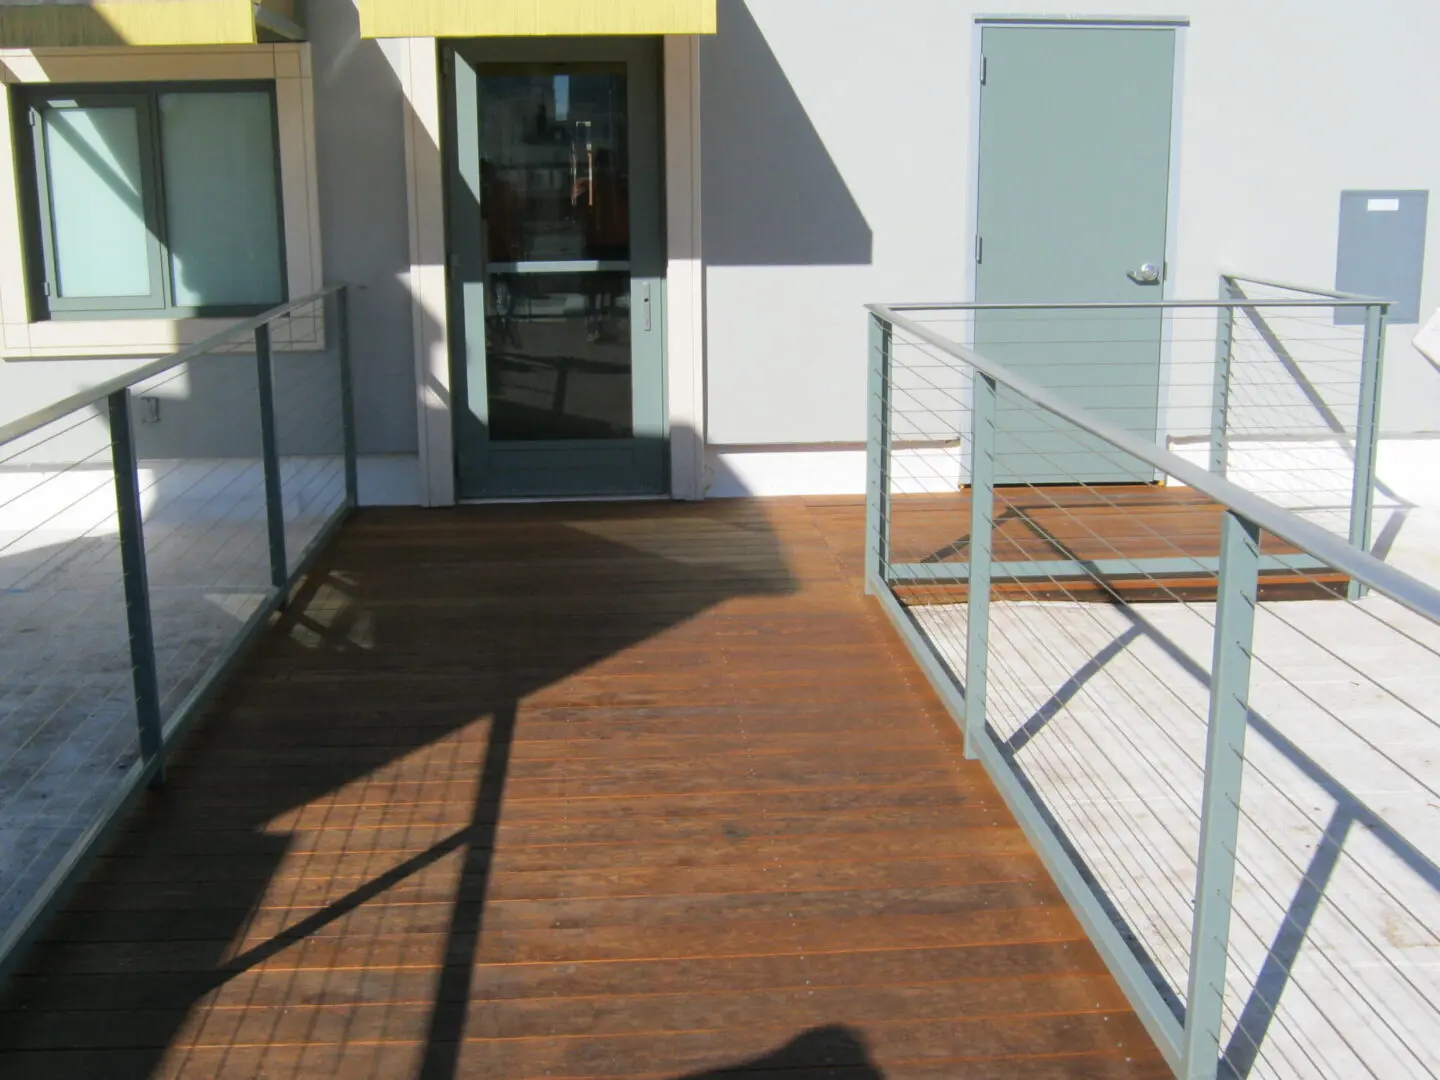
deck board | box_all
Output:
[0,497,1167,1079]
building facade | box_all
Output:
[0,0,1436,506]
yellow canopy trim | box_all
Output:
[0,1,303,49]
[358,0,717,38]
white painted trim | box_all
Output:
[973,15,1191,26]
[0,45,324,361]
[704,445,963,499]
[397,37,454,507]
[663,34,705,501]
[704,439,1440,513]
[706,446,866,499]
[963,27,983,314]
[0,455,422,531]
[1414,308,1440,367]
[1153,24,1187,453]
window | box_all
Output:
[20,83,286,319]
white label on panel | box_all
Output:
[1367,197,1401,212]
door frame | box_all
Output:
[962,17,1189,476]
[442,36,668,500]
[399,36,705,506]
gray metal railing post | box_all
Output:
[963,372,997,760]
[1348,302,1387,598]
[255,323,288,593]
[1211,279,1237,476]
[865,314,892,594]
[336,286,359,508]
[1182,509,1261,1079]
[108,389,165,785]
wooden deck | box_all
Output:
[0,498,1168,1079]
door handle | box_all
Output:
[1127,263,1162,286]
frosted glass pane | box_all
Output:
[160,92,283,308]
[44,106,152,298]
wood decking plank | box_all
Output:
[3,940,1110,1012]
[0,497,1165,1078]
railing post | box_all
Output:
[108,389,165,786]
[964,372,997,761]
[1211,279,1236,476]
[865,313,892,595]
[336,286,359,508]
[255,323,288,593]
[1348,301,1386,598]
[1183,509,1261,1079]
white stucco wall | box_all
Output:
[3,2,1436,500]
[702,0,1440,446]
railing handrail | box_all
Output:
[1220,272,1389,303]
[0,285,345,449]
[878,295,1388,312]
[0,282,355,988]
[866,301,1440,626]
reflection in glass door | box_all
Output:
[482,69,632,440]
[447,40,665,498]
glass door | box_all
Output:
[446,39,666,498]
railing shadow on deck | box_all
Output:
[974,580,1440,1079]
[2,487,810,1079]
[900,389,1439,1080]
[865,296,1440,1080]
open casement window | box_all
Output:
[22,83,286,320]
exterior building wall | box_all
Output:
[2,0,1437,505]
[309,0,417,457]
[702,0,1440,452]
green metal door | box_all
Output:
[974,25,1176,484]
[446,38,666,498]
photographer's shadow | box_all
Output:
[678,1025,883,1079]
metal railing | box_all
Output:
[0,285,355,979]
[1214,275,1390,576]
[875,280,1392,595]
[864,298,1440,1080]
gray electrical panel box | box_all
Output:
[1335,189,1428,324]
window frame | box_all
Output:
[17,79,288,321]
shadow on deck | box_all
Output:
[886,485,1348,604]
[0,498,1164,1079]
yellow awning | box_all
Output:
[0,1,304,48]
[358,0,717,38]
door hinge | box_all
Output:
[41,281,50,297]
[979,56,987,86]
[975,235,984,265]
[28,108,37,127]
[441,50,453,77]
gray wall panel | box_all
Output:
[310,0,417,455]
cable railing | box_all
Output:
[0,285,355,979]
[878,278,1392,592]
[864,295,1439,1080]
[1214,275,1389,568]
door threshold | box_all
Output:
[457,494,669,506]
